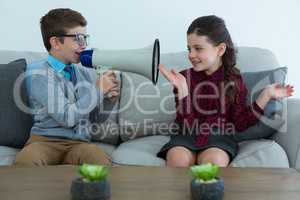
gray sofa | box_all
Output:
[1,47,300,168]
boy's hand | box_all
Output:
[107,81,120,102]
[159,64,189,99]
[96,70,118,95]
[265,83,294,99]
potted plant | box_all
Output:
[70,164,111,200]
[189,163,224,200]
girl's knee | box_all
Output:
[197,148,230,167]
[166,146,195,167]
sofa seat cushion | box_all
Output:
[91,142,116,157]
[0,146,20,166]
[112,137,289,168]
[112,135,170,166]
[231,139,289,168]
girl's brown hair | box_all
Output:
[187,15,240,102]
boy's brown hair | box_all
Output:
[40,8,87,51]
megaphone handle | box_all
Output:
[96,65,109,75]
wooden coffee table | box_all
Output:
[0,165,300,200]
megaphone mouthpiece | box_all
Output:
[80,49,93,68]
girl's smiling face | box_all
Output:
[187,33,225,75]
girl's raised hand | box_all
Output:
[266,83,294,99]
[159,64,187,88]
[159,64,189,99]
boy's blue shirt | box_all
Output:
[26,54,115,142]
[47,54,75,81]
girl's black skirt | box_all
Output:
[157,129,238,161]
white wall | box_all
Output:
[1,0,299,97]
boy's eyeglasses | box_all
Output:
[57,33,90,46]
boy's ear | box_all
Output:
[49,36,62,50]
[217,42,226,57]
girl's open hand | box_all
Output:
[266,83,294,99]
[159,64,189,99]
[159,64,186,88]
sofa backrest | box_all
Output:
[235,47,279,72]
[0,50,46,64]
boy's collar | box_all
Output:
[47,54,75,73]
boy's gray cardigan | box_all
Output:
[26,60,116,142]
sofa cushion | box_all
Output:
[112,135,170,166]
[90,119,120,145]
[232,116,285,142]
[230,139,289,168]
[241,67,287,117]
[0,59,32,148]
[91,142,116,157]
[89,95,120,145]
[232,67,287,142]
[0,146,20,166]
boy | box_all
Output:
[14,8,119,166]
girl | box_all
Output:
[157,15,293,167]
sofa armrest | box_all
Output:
[273,98,300,168]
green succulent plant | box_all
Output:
[78,164,109,182]
[189,163,220,183]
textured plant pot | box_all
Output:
[190,178,224,200]
[70,178,111,200]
